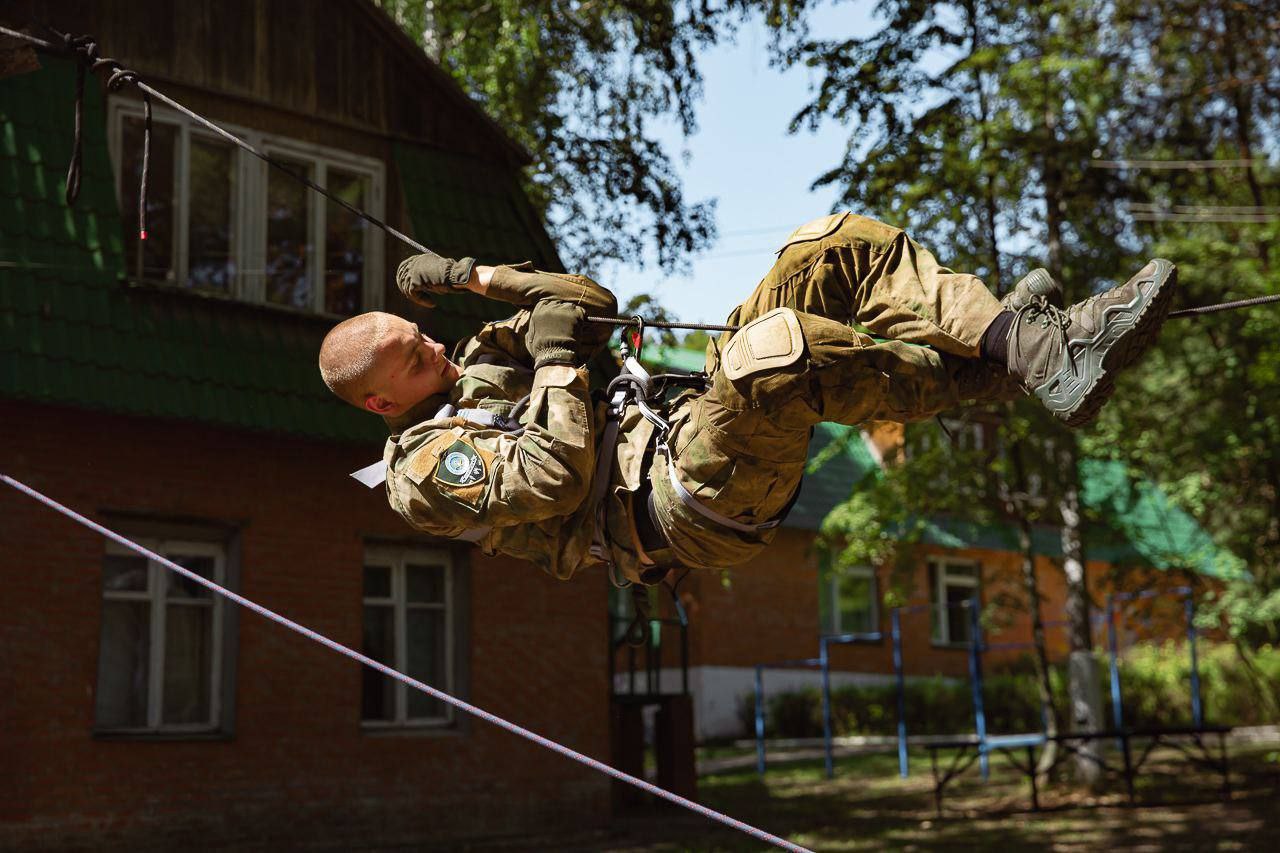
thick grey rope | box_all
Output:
[0,474,811,853]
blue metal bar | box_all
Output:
[820,631,884,644]
[1107,594,1125,752]
[1186,595,1204,728]
[1111,585,1192,604]
[967,597,989,779]
[758,658,823,669]
[892,608,908,778]
[820,637,835,779]
[754,665,766,777]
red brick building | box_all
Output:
[1,1,608,847]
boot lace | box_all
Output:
[1008,294,1073,379]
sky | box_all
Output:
[604,1,879,326]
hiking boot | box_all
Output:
[1002,268,1061,311]
[1007,259,1177,427]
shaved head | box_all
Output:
[318,311,461,416]
[319,311,395,406]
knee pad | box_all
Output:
[722,307,806,381]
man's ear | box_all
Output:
[364,394,396,415]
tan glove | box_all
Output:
[395,252,476,308]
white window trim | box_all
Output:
[930,557,980,647]
[362,546,455,729]
[824,564,878,636]
[98,539,225,734]
[107,98,385,316]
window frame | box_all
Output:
[822,563,880,638]
[929,556,980,648]
[361,545,456,730]
[95,538,227,735]
[107,98,385,317]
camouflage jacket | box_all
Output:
[382,264,654,582]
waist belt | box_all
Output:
[635,483,669,554]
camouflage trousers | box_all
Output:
[648,212,1024,569]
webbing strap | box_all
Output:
[0,473,810,853]
[658,445,782,535]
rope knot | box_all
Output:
[101,64,138,92]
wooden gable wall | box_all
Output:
[6,0,524,164]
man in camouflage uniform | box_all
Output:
[319,212,1176,587]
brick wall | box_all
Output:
[674,532,1213,680]
[0,401,610,849]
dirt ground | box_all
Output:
[444,742,1280,852]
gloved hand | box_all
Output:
[395,252,476,308]
[524,298,593,366]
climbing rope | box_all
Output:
[5,23,1273,334]
[0,474,812,853]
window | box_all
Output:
[95,540,225,733]
[109,100,384,316]
[929,558,980,646]
[908,416,986,459]
[822,564,878,636]
[362,547,454,728]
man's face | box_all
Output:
[364,317,460,416]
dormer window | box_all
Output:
[109,100,384,317]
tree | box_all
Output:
[782,0,1145,781]
[1085,0,1280,702]
[375,0,806,274]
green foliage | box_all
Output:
[788,0,1280,648]
[373,0,807,273]
[742,642,1280,739]
[1079,0,1280,638]
[1117,641,1280,729]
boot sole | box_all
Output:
[1044,259,1177,428]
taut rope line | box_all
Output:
[0,474,813,853]
[2,23,1276,334]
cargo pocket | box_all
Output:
[672,409,737,501]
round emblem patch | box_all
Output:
[444,451,470,476]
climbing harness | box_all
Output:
[0,474,811,853]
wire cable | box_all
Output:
[0,473,811,853]
[2,22,1278,334]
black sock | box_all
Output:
[980,310,1016,366]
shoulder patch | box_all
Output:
[433,439,486,488]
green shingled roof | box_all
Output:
[1,59,561,444]
[913,461,1243,579]
[393,141,564,342]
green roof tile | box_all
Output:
[2,61,559,445]
[393,141,563,344]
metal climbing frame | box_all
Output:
[1106,585,1204,736]
[752,599,982,781]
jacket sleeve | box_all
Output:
[485,263,618,314]
[387,364,596,532]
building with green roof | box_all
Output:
[1,2,609,848]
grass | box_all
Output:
[539,742,1280,852]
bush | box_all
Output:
[740,642,1280,740]
[1109,641,1280,729]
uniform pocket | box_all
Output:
[672,407,738,500]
